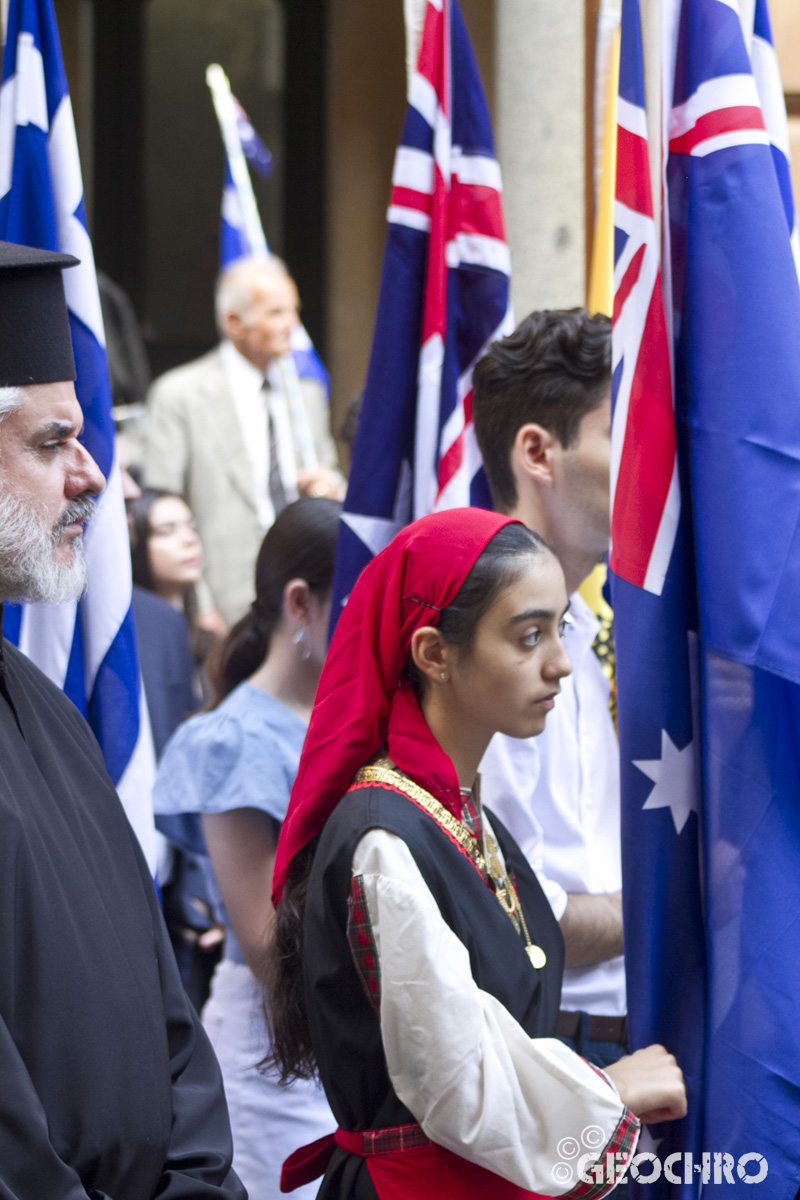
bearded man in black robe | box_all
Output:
[0,241,246,1199]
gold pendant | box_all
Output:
[527,944,547,969]
[488,851,505,880]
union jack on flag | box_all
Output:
[612,0,800,1192]
[330,0,512,616]
[610,39,676,597]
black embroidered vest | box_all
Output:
[302,779,564,1200]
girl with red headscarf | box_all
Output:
[268,509,686,1200]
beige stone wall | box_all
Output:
[770,0,800,245]
[326,0,405,439]
[496,0,586,318]
[771,0,800,93]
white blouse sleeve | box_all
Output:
[350,827,639,1197]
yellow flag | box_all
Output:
[584,14,621,725]
[587,22,621,319]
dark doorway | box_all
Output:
[86,0,325,381]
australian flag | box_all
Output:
[612,0,800,1194]
[330,0,513,616]
[0,0,157,869]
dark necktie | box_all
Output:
[263,382,287,518]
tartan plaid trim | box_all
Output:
[460,791,483,842]
[559,1098,640,1200]
[360,1123,431,1156]
[347,874,381,1013]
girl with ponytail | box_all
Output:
[153,496,341,1200]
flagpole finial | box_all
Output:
[206,62,227,90]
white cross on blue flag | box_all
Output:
[0,0,157,870]
[214,85,330,396]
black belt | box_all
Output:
[556,1010,628,1045]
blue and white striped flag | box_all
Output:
[220,98,272,267]
[0,0,157,871]
[216,91,330,396]
[220,158,251,270]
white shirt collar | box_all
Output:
[563,590,601,662]
[219,339,266,397]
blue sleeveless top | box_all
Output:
[153,683,306,964]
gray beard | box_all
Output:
[0,494,96,605]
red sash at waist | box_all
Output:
[280,1124,549,1200]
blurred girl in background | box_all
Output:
[129,487,214,686]
[129,487,223,1005]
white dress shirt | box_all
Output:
[479,592,626,1016]
[220,340,299,531]
[352,825,638,1194]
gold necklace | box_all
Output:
[483,825,547,970]
[353,760,547,970]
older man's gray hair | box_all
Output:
[214,255,291,335]
[0,385,24,428]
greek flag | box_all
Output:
[220,98,272,266]
[0,0,157,871]
[216,90,329,394]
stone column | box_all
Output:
[495,0,586,316]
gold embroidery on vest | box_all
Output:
[352,759,547,970]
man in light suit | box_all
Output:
[143,256,342,628]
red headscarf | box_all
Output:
[272,507,518,903]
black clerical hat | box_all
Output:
[0,241,78,386]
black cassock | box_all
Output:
[0,614,245,1200]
